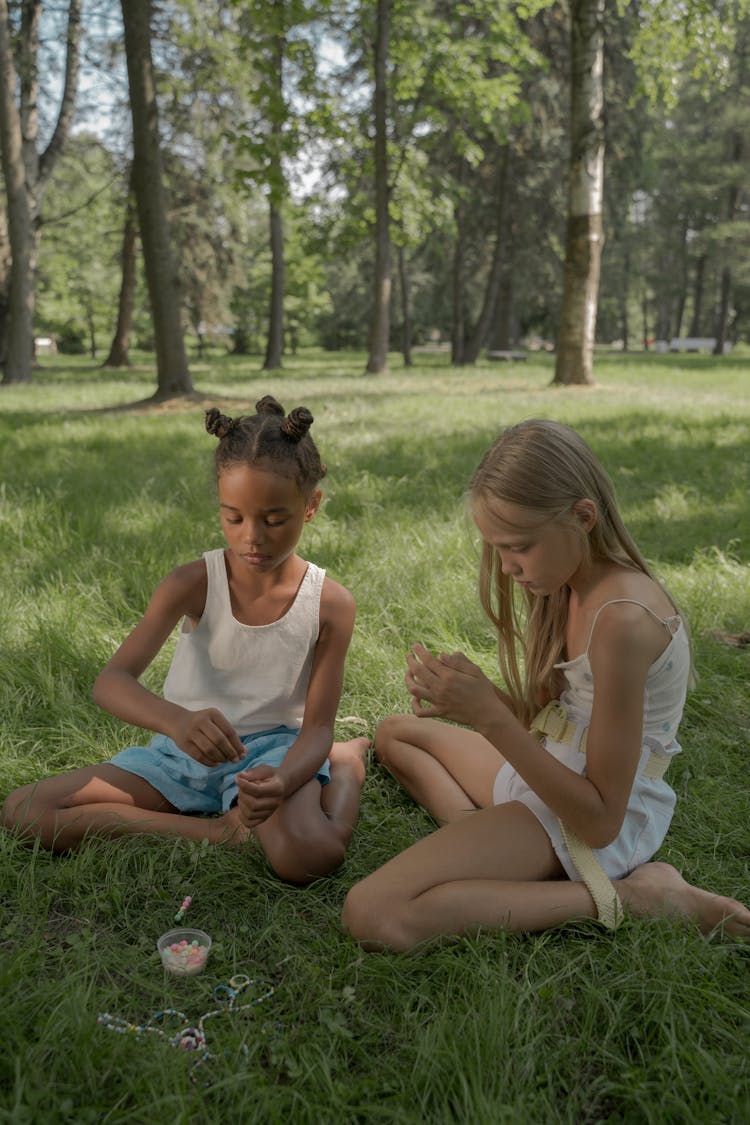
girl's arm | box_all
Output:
[93,561,245,764]
[409,605,665,848]
[277,576,356,793]
[236,578,355,823]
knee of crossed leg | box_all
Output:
[1,785,37,833]
[267,828,347,885]
[373,713,412,768]
[341,880,411,951]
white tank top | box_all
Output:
[554,598,691,754]
[162,549,325,736]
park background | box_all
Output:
[1,1,750,1123]
[2,0,750,385]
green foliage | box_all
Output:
[36,135,127,355]
[1,349,749,1120]
[627,0,742,107]
[22,0,750,371]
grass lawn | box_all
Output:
[1,347,749,1124]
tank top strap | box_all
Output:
[201,548,228,621]
[584,597,680,655]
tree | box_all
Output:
[713,22,749,354]
[103,163,138,367]
[0,193,10,366]
[0,0,82,384]
[552,0,605,385]
[231,0,333,370]
[120,0,193,397]
[37,133,124,356]
[365,0,392,374]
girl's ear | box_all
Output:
[572,499,597,531]
[304,488,323,522]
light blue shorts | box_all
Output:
[109,726,330,814]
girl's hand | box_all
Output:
[406,643,506,727]
[171,708,245,766]
[235,766,286,827]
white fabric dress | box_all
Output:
[492,599,692,880]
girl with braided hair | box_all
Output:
[3,396,368,883]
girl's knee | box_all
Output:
[1,784,38,833]
[373,713,414,766]
[341,880,411,952]
[264,827,347,885]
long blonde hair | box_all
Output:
[470,419,686,726]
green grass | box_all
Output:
[1,348,749,1124]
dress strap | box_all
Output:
[584,598,679,655]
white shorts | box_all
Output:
[492,733,678,881]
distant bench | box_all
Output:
[486,350,528,361]
[667,337,730,353]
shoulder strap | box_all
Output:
[201,548,227,620]
[584,598,678,654]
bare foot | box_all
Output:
[209,806,256,847]
[618,861,750,938]
[329,737,370,785]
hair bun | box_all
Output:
[205,408,235,439]
[281,406,313,443]
[255,395,285,417]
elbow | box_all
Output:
[585,828,618,850]
[92,670,112,709]
[91,675,105,708]
[580,812,625,851]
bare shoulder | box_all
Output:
[590,582,676,669]
[320,574,355,615]
[319,576,357,639]
[150,558,208,621]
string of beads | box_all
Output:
[97,973,277,1083]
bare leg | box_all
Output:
[342,804,750,951]
[342,802,575,951]
[320,737,369,839]
[374,713,504,822]
[2,741,369,865]
[1,766,235,852]
[254,744,367,885]
[617,862,750,939]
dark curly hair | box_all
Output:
[204,395,327,496]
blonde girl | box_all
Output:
[3,396,368,884]
[342,419,749,948]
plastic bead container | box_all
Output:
[157,928,212,976]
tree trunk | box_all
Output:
[103,166,138,368]
[672,219,689,340]
[0,3,33,384]
[0,0,81,384]
[464,145,511,365]
[365,0,391,374]
[689,253,706,336]
[263,198,285,370]
[552,0,605,386]
[263,20,285,372]
[121,0,193,398]
[490,265,514,351]
[397,242,412,367]
[714,266,731,354]
[620,248,629,351]
[451,159,467,366]
[87,302,96,358]
[714,130,742,356]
